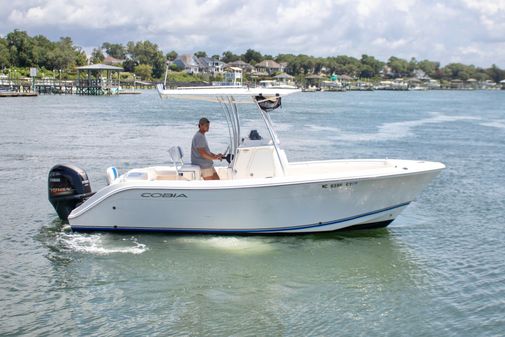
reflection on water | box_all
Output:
[39,220,423,291]
[174,236,275,254]
[35,221,426,336]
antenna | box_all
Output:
[163,62,169,89]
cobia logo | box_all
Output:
[141,192,188,198]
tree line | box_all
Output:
[1,29,504,83]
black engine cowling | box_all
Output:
[48,164,94,221]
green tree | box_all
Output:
[2,30,109,70]
[287,57,303,75]
[31,35,52,67]
[360,54,384,78]
[7,29,34,67]
[127,40,165,78]
[314,58,325,74]
[299,55,315,74]
[221,51,240,63]
[242,49,263,64]
[327,55,360,76]
[442,63,475,80]
[134,64,153,81]
[473,70,489,81]
[275,53,296,64]
[102,42,126,59]
[359,64,375,78]
[486,64,505,82]
[0,37,11,68]
[387,56,410,77]
[277,54,297,74]
[52,37,79,70]
[417,59,440,77]
[408,57,418,73]
[166,50,178,61]
[91,48,105,64]
[74,47,88,66]
[194,51,207,58]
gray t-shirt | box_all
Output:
[191,131,213,169]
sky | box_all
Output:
[1,0,504,67]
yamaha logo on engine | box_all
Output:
[141,192,188,198]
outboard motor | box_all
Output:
[48,164,94,221]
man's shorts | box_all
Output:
[200,167,217,178]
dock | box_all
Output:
[0,79,153,96]
[118,91,142,95]
[0,91,38,97]
[0,64,155,96]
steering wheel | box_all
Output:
[222,145,230,156]
[221,145,233,164]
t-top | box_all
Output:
[191,131,213,169]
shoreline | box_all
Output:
[0,91,38,97]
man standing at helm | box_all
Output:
[191,117,223,180]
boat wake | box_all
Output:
[480,119,505,130]
[57,231,148,255]
[307,113,479,142]
[175,237,274,254]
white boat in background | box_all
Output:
[259,79,298,89]
[48,84,444,234]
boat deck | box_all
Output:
[117,159,444,185]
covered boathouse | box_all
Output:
[76,64,123,95]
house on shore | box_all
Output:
[197,57,225,75]
[174,54,226,75]
[425,79,441,89]
[226,60,254,73]
[450,79,464,89]
[255,60,283,75]
[103,55,124,66]
[273,73,295,87]
[173,54,200,74]
[304,74,324,89]
[223,67,243,86]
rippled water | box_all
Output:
[1,90,504,336]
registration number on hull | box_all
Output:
[322,181,358,189]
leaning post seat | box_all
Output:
[168,145,201,180]
[178,165,201,180]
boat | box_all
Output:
[48,84,444,234]
[258,79,298,89]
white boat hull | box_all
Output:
[68,160,443,234]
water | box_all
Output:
[1,90,504,336]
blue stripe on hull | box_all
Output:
[71,202,411,234]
